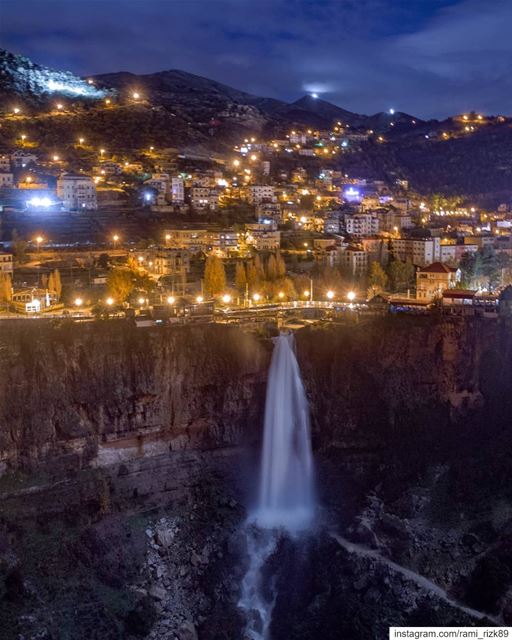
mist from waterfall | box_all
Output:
[238,332,315,639]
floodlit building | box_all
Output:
[0,253,13,275]
[345,213,379,236]
[57,174,97,210]
[245,224,281,251]
[416,262,460,300]
[0,173,14,188]
[0,155,10,172]
[171,177,185,204]
[391,237,441,267]
[339,246,369,276]
[248,185,275,204]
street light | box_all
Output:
[167,295,175,305]
[278,291,284,299]
[13,107,20,114]
[138,297,145,306]
[79,137,85,144]
[165,233,171,242]
[303,289,309,298]
[222,294,231,304]
[100,148,105,156]
[53,154,60,162]
[132,92,140,100]
[56,103,63,110]
[74,297,83,307]
[112,234,119,247]
[196,295,204,304]
[326,290,334,300]
[253,293,261,302]
[347,291,356,302]
[106,297,114,306]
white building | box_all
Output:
[190,187,218,211]
[339,247,369,276]
[171,177,185,204]
[345,213,379,236]
[248,185,275,204]
[0,155,10,172]
[57,174,97,210]
[256,201,282,224]
[245,224,281,251]
[391,237,441,267]
[144,173,170,195]
[0,253,13,275]
[0,173,14,188]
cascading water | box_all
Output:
[238,332,315,639]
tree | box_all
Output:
[47,271,55,294]
[235,262,247,294]
[0,273,12,303]
[107,268,134,302]
[387,258,415,292]
[203,256,226,297]
[246,261,261,290]
[368,262,389,294]
[276,252,286,278]
[266,254,278,281]
[52,269,62,299]
[11,230,28,264]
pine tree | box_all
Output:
[254,254,265,281]
[203,256,226,296]
[53,269,62,300]
[266,254,278,281]
[47,272,55,293]
[0,273,12,302]
[368,262,389,294]
[276,252,286,278]
[246,262,260,290]
[235,262,247,294]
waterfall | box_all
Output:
[255,331,315,530]
[238,332,315,639]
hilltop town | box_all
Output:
[2,49,512,325]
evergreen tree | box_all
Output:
[235,262,247,294]
[0,273,12,302]
[266,254,278,281]
[276,252,287,278]
[47,271,55,293]
[368,262,389,293]
[53,269,62,299]
[203,256,226,296]
[11,230,28,264]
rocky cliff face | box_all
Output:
[1,317,512,639]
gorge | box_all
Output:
[1,316,512,639]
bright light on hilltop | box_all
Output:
[311,93,318,99]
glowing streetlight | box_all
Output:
[233,159,240,168]
[112,234,119,248]
[137,255,144,263]
[100,148,105,156]
[326,290,334,300]
[252,293,261,302]
[196,295,204,304]
[13,107,20,114]
[132,92,140,100]
[21,134,27,141]
[165,233,171,242]
[56,103,63,110]
[250,154,257,161]
[105,98,111,105]
[52,155,60,162]
[106,297,114,306]
[222,294,231,304]
[35,235,44,248]
[167,295,175,305]
[347,291,356,302]
[79,137,85,144]
[278,291,284,299]
[138,297,145,306]
[303,290,309,298]
[74,297,83,307]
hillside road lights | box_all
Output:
[347,291,356,302]
[326,290,335,300]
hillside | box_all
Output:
[2,48,512,200]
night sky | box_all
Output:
[2,0,511,119]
